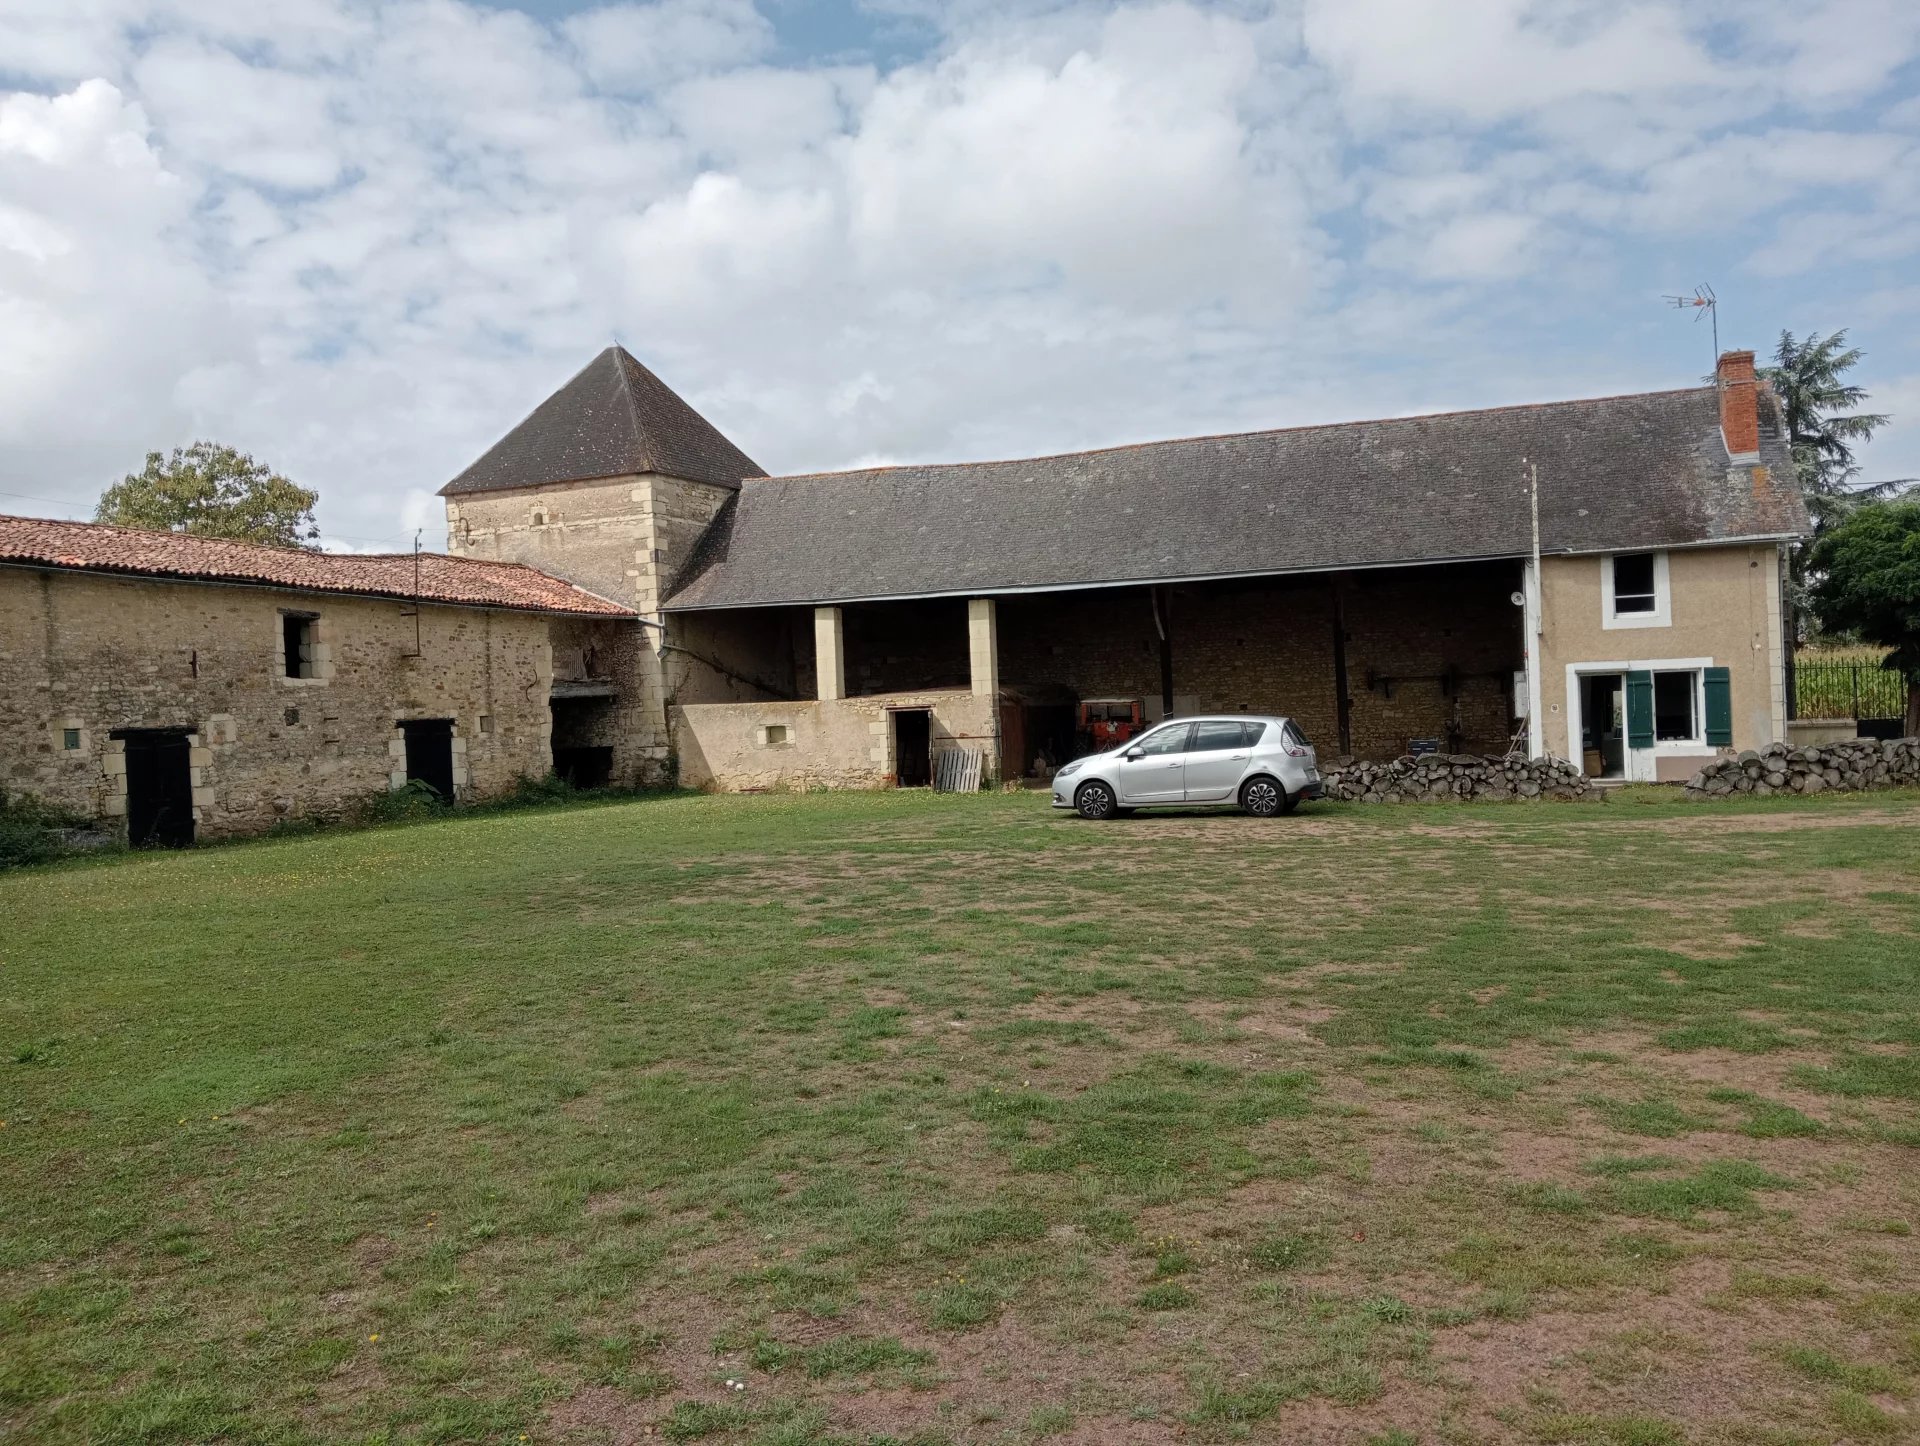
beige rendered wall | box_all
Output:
[0,567,556,837]
[1538,543,1787,777]
[672,688,1000,791]
[446,473,735,782]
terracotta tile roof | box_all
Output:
[667,384,1810,610]
[0,513,635,617]
[440,345,765,496]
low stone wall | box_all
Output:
[1684,737,1920,797]
[1323,753,1592,803]
[671,689,1000,792]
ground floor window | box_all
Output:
[1653,670,1699,742]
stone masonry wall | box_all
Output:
[995,563,1521,760]
[1323,753,1592,803]
[0,567,556,838]
[843,598,972,695]
[672,689,999,791]
[1685,738,1920,798]
[447,472,734,784]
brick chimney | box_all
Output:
[1717,349,1760,463]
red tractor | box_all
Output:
[1078,697,1146,753]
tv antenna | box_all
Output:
[1663,283,1718,361]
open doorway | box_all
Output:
[550,697,616,788]
[400,719,456,801]
[891,708,931,787]
[1580,674,1626,779]
[117,728,195,847]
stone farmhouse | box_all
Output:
[1,345,1807,842]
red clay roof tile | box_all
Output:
[0,514,633,618]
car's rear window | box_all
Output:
[1282,721,1309,750]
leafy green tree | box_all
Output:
[1809,499,1920,735]
[95,442,319,548]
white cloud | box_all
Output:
[563,0,774,94]
[132,40,345,190]
[1303,0,1724,128]
[0,80,240,478]
[1,0,1919,545]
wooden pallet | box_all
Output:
[932,747,984,793]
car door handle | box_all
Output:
[1228,753,1248,760]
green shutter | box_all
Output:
[1703,666,1733,747]
[1625,670,1654,749]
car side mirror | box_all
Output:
[1124,747,1144,761]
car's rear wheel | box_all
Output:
[1075,780,1118,820]
[1241,776,1288,817]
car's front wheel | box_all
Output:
[1240,776,1289,817]
[1074,780,1118,820]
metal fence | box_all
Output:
[1796,657,1905,721]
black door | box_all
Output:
[120,729,194,847]
[401,719,456,801]
[893,710,931,788]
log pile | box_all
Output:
[1322,753,1592,803]
[1684,738,1920,797]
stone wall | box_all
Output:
[1684,738,1920,797]
[1323,753,1592,802]
[446,472,734,783]
[0,567,559,838]
[993,562,1522,759]
[843,598,972,695]
[672,689,999,791]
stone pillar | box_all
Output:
[968,597,999,698]
[814,606,845,701]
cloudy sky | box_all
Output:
[3,0,1918,552]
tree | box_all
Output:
[1809,499,1920,736]
[95,442,320,548]
[1759,330,1890,655]
[1761,329,1890,521]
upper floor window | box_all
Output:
[1602,551,1671,629]
[283,612,319,679]
[1613,554,1656,612]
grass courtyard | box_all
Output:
[3,788,1920,1445]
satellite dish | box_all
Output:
[1509,590,1527,607]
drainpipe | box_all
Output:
[1150,587,1174,718]
[1329,575,1352,756]
[1522,459,1545,760]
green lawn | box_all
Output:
[4,789,1919,1445]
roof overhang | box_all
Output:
[664,531,1809,614]
[0,558,640,620]
[663,550,1530,612]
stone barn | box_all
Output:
[443,347,1806,792]
[0,517,635,842]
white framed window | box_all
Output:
[1564,656,1728,783]
[1601,551,1671,629]
[1652,670,1701,744]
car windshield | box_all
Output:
[1129,724,1189,756]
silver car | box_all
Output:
[1051,714,1324,819]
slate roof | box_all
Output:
[666,385,1807,611]
[440,346,765,496]
[0,514,635,617]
